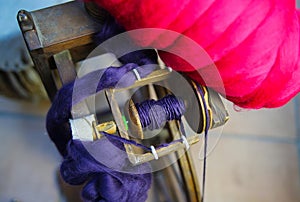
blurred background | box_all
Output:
[0,0,299,202]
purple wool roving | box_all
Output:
[46,12,159,202]
[46,61,156,202]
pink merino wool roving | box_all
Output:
[90,0,300,109]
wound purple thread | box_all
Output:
[135,94,186,130]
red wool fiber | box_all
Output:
[89,0,300,109]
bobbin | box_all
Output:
[72,67,229,165]
[104,68,223,165]
[65,66,228,165]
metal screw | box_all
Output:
[17,10,34,31]
[18,11,28,22]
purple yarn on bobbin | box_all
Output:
[135,94,186,130]
[97,94,187,152]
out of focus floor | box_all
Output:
[0,95,299,202]
[191,96,300,202]
[0,97,61,202]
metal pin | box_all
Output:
[132,69,141,81]
[167,66,173,72]
[181,135,190,150]
[150,145,159,160]
[18,12,28,22]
